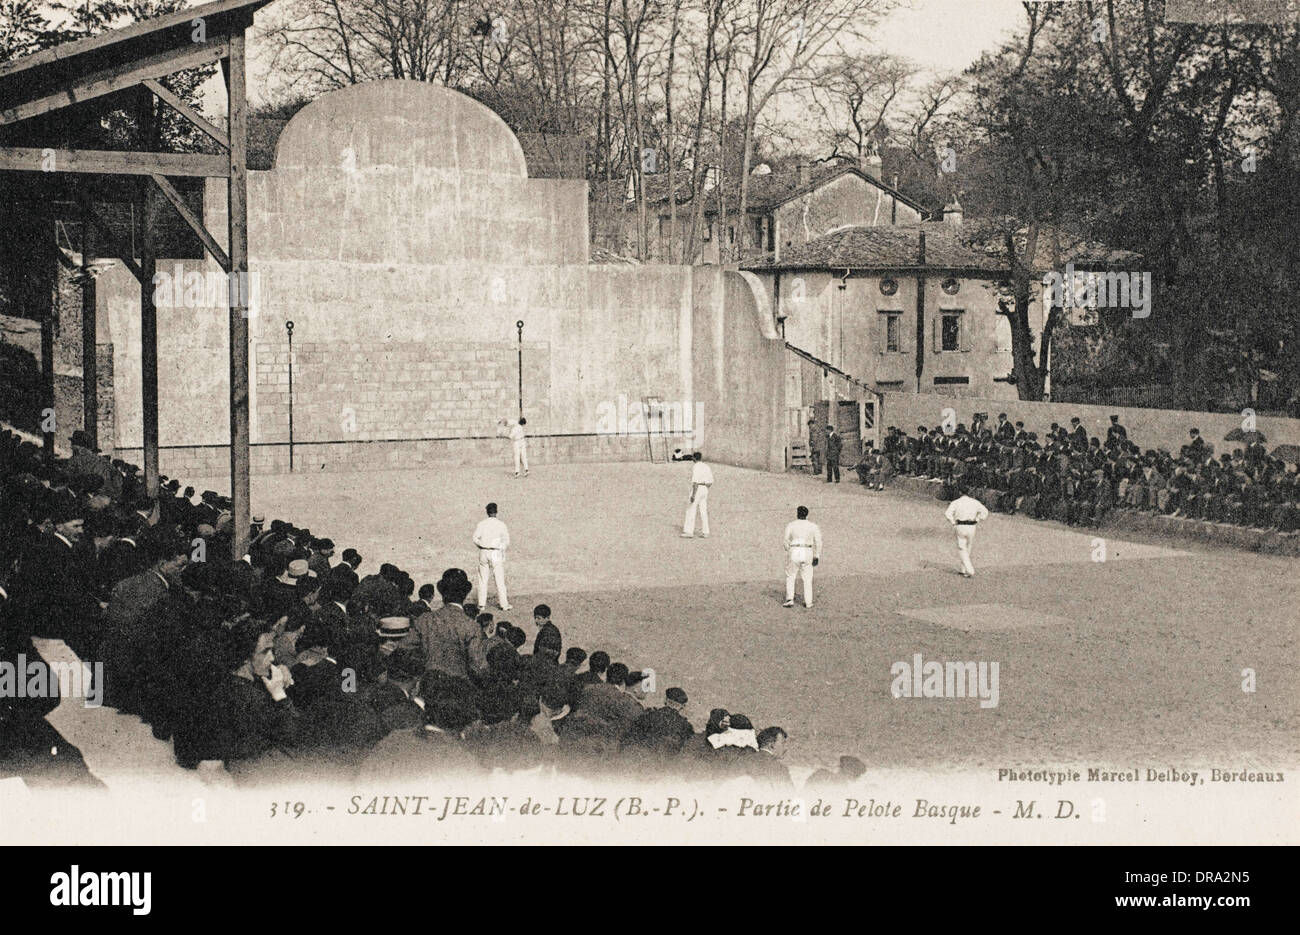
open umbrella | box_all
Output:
[1224,427,1267,444]
[1270,444,1300,464]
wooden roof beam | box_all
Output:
[0,147,228,177]
[150,172,229,270]
[0,39,229,127]
[143,79,228,150]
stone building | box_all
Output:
[743,209,1144,452]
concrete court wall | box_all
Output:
[692,268,786,472]
[85,82,791,479]
[879,392,1300,454]
[91,82,703,476]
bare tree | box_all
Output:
[264,0,474,91]
[808,51,915,161]
[730,0,893,256]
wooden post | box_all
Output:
[80,192,98,450]
[139,88,161,499]
[226,26,251,560]
[41,230,56,458]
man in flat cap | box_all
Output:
[622,686,694,753]
[825,425,843,483]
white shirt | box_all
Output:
[945,495,989,525]
[690,462,714,486]
[473,517,510,550]
[509,422,526,443]
[783,519,822,559]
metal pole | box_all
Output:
[286,319,294,472]
[516,319,524,421]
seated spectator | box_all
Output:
[196,618,305,783]
[358,696,486,781]
[622,686,694,754]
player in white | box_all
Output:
[473,501,512,610]
[944,486,989,578]
[681,451,713,538]
[510,417,529,477]
[783,505,822,608]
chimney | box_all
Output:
[860,148,882,181]
[702,165,718,192]
[797,162,810,187]
[942,197,963,227]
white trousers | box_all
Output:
[683,486,710,535]
[478,549,508,607]
[955,525,977,576]
[786,554,814,606]
[513,440,528,473]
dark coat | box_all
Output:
[412,605,487,679]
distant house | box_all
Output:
[741,208,1143,445]
[591,153,928,264]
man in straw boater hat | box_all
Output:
[375,614,418,657]
[263,558,315,620]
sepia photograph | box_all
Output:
[0,0,1296,867]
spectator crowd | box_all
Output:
[857,413,1300,533]
[2,428,873,791]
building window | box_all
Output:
[703,218,712,242]
[728,225,735,244]
[941,312,961,351]
[877,380,905,390]
[933,376,970,385]
[879,311,902,352]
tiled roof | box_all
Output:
[745,221,1143,274]
[748,224,1003,272]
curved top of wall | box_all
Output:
[273,80,528,178]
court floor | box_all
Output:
[37,461,1300,785]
